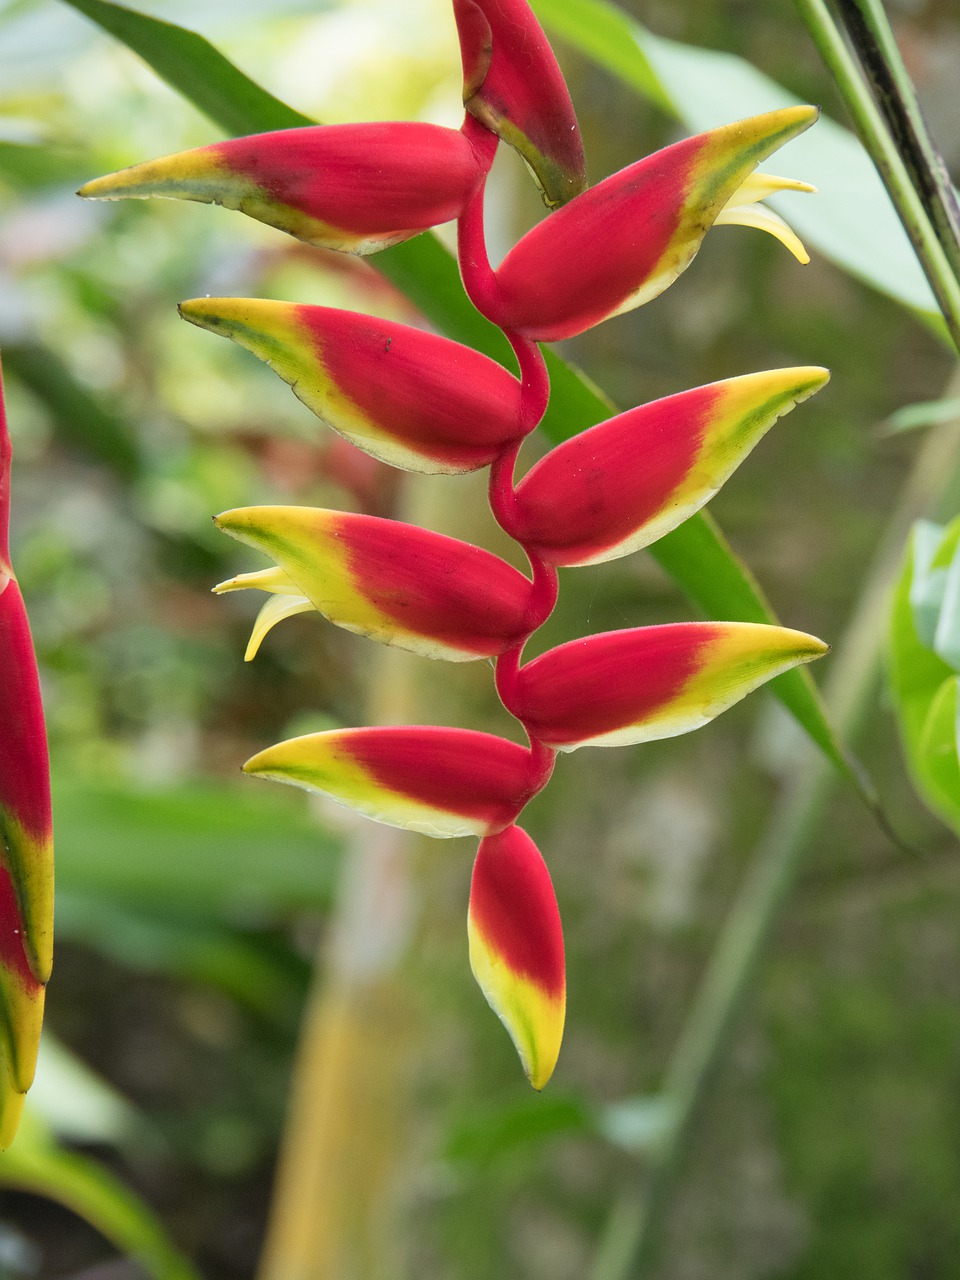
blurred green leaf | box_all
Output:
[907,519,949,648]
[890,518,960,834]
[56,894,310,1018]
[61,0,314,135]
[0,1113,200,1280]
[916,675,960,827]
[0,140,94,187]
[53,771,341,914]
[30,1035,139,1145]
[533,0,938,319]
[3,342,141,479]
[445,1093,593,1169]
[934,541,960,672]
[884,397,960,435]
[61,0,860,791]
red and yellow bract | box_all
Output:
[180,299,525,474]
[0,361,52,1148]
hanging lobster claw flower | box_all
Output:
[244,727,551,838]
[469,824,565,1089]
[512,367,830,566]
[513,622,828,750]
[0,362,52,1148]
[79,123,489,254]
[180,299,524,474]
[214,506,539,662]
[491,107,818,340]
[453,0,586,207]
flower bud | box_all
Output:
[454,0,586,207]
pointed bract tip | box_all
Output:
[0,1078,25,1151]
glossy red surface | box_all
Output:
[515,624,720,745]
[213,122,484,232]
[470,825,564,995]
[349,727,544,829]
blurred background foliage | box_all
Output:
[1,0,960,1277]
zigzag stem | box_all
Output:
[457,128,559,800]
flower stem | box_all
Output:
[831,0,960,290]
[507,330,551,433]
[457,118,502,323]
[795,0,960,353]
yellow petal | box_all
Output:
[714,201,810,264]
[213,566,302,596]
[245,594,314,661]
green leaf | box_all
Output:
[890,519,960,834]
[61,0,313,135]
[532,0,939,319]
[933,540,960,672]
[907,519,948,648]
[884,397,960,435]
[52,772,340,914]
[0,1113,200,1280]
[65,0,860,790]
[915,675,960,833]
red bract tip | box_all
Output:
[180,299,525,474]
[469,824,565,1089]
[513,622,828,749]
[491,107,818,339]
[215,506,543,662]
[453,0,586,207]
[80,122,491,254]
[512,368,830,566]
[244,726,552,838]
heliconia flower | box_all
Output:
[487,107,818,341]
[453,0,586,208]
[78,123,490,255]
[512,622,828,750]
[214,506,540,662]
[511,367,830,566]
[180,299,524,475]
[468,824,564,1089]
[0,361,52,1148]
[243,727,552,838]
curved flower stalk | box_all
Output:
[82,0,829,1089]
[0,361,53,1149]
